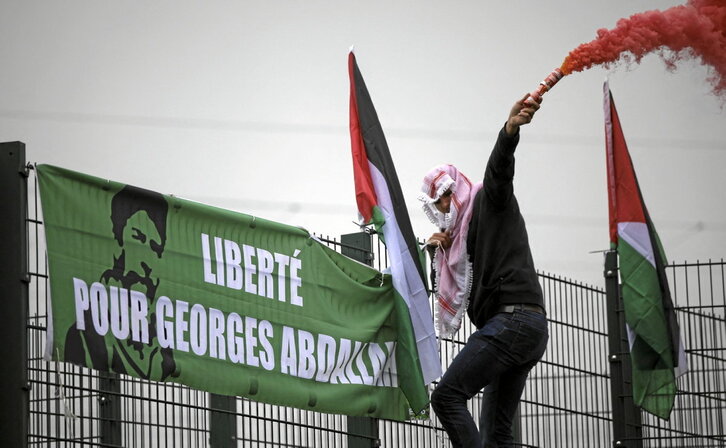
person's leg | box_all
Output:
[478,380,499,447]
[486,361,534,447]
[489,310,549,447]
[431,313,517,447]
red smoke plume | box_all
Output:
[560,0,726,97]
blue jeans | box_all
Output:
[431,309,549,448]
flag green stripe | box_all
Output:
[391,288,429,415]
[619,237,676,419]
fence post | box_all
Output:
[209,394,237,447]
[0,142,30,448]
[604,250,643,448]
[341,232,380,448]
[99,372,122,445]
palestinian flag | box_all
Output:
[604,81,688,420]
[348,51,441,392]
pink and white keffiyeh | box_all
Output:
[419,164,483,338]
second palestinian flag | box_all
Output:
[604,81,688,420]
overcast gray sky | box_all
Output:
[2,0,724,287]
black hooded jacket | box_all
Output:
[466,125,545,328]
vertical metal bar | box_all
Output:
[99,370,122,446]
[544,276,553,445]
[27,165,40,445]
[620,354,643,448]
[717,261,726,443]
[0,142,30,448]
[557,277,566,444]
[604,250,644,447]
[683,261,698,446]
[604,250,628,447]
[341,232,380,448]
[696,261,709,448]
[209,393,236,447]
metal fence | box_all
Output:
[640,260,726,447]
[3,142,725,447]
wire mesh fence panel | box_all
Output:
[636,260,726,448]
[369,237,613,447]
[17,165,726,447]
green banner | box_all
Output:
[37,164,428,420]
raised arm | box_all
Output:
[485,95,542,206]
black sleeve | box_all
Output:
[484,124,520,207]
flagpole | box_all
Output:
[604,250,644,447]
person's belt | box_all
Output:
[498,303,545,315]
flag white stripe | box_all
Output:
[369,162,442,385]
[618,221,655,267]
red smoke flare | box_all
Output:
[560,0,726,97]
